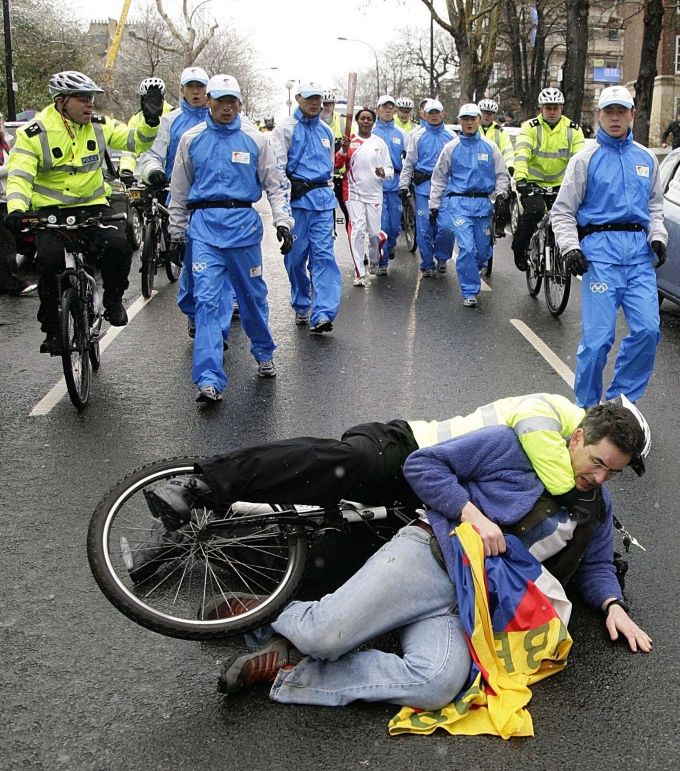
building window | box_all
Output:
[608,29,619,41]
[676,35,680,74]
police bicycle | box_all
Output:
[87,457,413,640]
[25,211,126,410]
[127,184,179,298]
[524,184,571,317]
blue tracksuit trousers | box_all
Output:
[380,190,401,260]
[439,209,492,298]
[414,191,454,271]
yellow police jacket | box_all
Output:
[480,122,514,170]
[6,103,159,212]
[513,114,584,187]
[408,393,585,495]
[395,116,416,133]
[118,101,173,175]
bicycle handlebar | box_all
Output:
[21,211,127,232]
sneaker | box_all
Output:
[368,263,378,275]
[104,299,128,326]
[232,302,240,320]
[294,311,310,326]
[145,475,213,531]
[353,276,366,287]
[200,592,265,620]
[121,520,188,584]
[423,268,435,278]
[388,248,396,260]
[310,317,333,334]
[196,385,223,404]
[376,266,388,276]
[19,282,37,296]
[187,318,196,339]
[217,635,303,695]
[463,296,478,307]
[437,261,447,273]
[257,359,276,378]
[39,333,61,356]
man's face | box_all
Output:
[57,93,96,125]
[208,95,241,124]
[377,103,395,122]
[459,115,480,135]
[598,105,634,139]
[568,428,632,492]
[397,107,411,122]
[540,104,563,124]
[296,94,323,117]
[321,100,335,119]
[424,109,444,126]
[182,81,208,107]
[480,109,495,127]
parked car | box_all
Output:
[657,147,680,306]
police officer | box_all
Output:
[4,70,161,354]
[430,103,509,307]
[478,98,514,237]
[399,99,455,276]
[169,75,294,403]
[551,85,667,408]
[394,97,416,133]
[373,95,407,262]
[512,88,584,270]
[272,82,341,333]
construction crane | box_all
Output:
[101,0,134,87]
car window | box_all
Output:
[664,159,680,205]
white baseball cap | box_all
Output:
[377,94,396,107]
[458,103,481,118]
[296,81,324,98]
[180,66,209,86]
[423,99,444,113]
[597,86,634,109]
[206,74,241,100]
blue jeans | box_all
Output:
[270,525,471,709]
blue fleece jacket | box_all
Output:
[402,425,621,609]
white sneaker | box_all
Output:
[463,296,478,308]
[437,261,447,273]
[257,359,276,378]
[368,263,378,275]
[196,384,223,402]
[353,277,366,287]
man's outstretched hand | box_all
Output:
[605,604,653,653]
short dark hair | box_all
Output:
[580,403,644,459]
[355,106,376,122]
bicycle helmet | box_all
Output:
[396,97,414,109]
[538,87,565,105]
[607,394,651,475]
[48,71,104,99]
[322,90,336,103]
[139,77,166,96]
[478,98,499,113]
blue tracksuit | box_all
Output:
[168,113,293,392]
[373,119,407,260]
[272,108,341,326]
[551,127,667,406]
[430,133,509,298]
[399,122,455,270]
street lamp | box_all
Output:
[337,36,380,101]
[285,79,296,116]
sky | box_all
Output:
[68,0,434,112]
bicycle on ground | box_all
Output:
[25,211,126,410]
[524,184,572,317]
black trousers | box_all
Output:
[511,193,548,256]
[35,205,132,332]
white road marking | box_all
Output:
[30,292,156,417]
[510,318,575,388]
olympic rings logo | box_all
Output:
[192,261,207,273]
[589,282,608,293]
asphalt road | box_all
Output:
[2,207,680,770]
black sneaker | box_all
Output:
[104,299,128,326]
[121,520,189,584]
[145,475,213,531]
[39,333,61,356]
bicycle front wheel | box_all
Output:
[59,286,90,410]
[140,223,157,298]
[525,237,542,297]
[544,245,571,316]
[87,458,308,640]
[403,198,417,253]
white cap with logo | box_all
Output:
[180,66,209,86]
[296,81,324,98]
[206,74,242,100]
[423,99,444,113]
[597,86,634,109]
[377,94,396,107]
[458,103,481,118]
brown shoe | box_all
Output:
[200,592,264,620]
[218,636,302,695]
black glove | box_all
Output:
[564,248,589,276]
[651,240,667,268]
[141,85,164,126]
[400,189,410,205]
[147,169,166,188]
[167,239,186,266]
[429,209,439,226]
[515,179,529,196]
[276,225,294,255]
[119,169,135,185]
[4,211,27,234]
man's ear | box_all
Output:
[569,427,584,450]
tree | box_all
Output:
[151,0,219,68]
[633,0,665,145]
[562,0,590,122]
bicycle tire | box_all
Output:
[87,283,102,372]
[544,244,571,317]
[87,458,309,640]
[403,198,417,253]
[140,223,157,299]
[485,254,493,277]
[59,286,90,410]
[525,235,543,297]
[164,248,180,283]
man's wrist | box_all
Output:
[603,597,629,614]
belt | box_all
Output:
[578,222,645,238]
[447,191,490,198]
[409,518,433,535]
[186,199,252,210]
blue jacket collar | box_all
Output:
[295,107,319,125]
[376,118,394,128]
[596,126,633,149]
[206,113,241,132]
[181,98,208,117]
[424,121,446,133]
